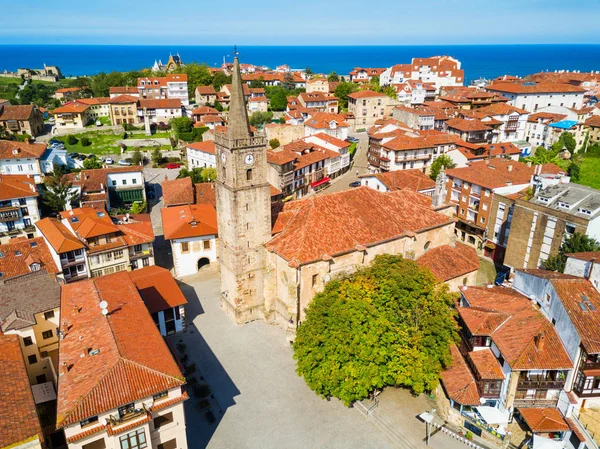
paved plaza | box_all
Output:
[171,270,470,449]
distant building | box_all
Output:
[349,67,387,84]
[486,82,585,113]
[297,92,338,113]
[0,104,44,137]
[54,87,81,102]
[138,74,189,106]
[348,90,398,128]
[195,85,218,105]
[138,98,183,125]
[152,53,185,72]
[360,169,436,196]
[304,112,350,140]
[108,95,140,126]
[380,56,464,89]
[108,86,139,98]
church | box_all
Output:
[215,56,473,341]
[152,53,185,72]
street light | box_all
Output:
[419,409,436,446]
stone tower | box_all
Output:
[215,55,272,324]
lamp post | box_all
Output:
[419,409,436,446]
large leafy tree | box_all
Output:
[178,166,216,183]
[543,233,600,273]
[334,82,359,110]
[429,154,456,181]
[42,164,79,214]
[293,255,458,406]
[269,90,288,111]
[327,72,340,82]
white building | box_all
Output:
[186,141,216,169]
[58,273,189,449]
[0,175,40,243]
[304,133,351,177]
[161,204,218,278]
[138,98,183,124]
[465,103,530,142]
[565,252,600,292]
[0,140,47,181]
[486,82,586,113]
[380,56,464,89]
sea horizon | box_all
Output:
[1,44,599,82]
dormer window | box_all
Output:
[558,201,570,209]
[30,263,40,272]
[579,208,592,216]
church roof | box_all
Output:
[227,56,252,140]
[267,187,453,266]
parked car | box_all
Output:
[349,181,361,188]
[346,137,360,144]
[166,162,181,169]
[118,160,131,166]
[95,120,103,127]
[70,152,79,159]
[87,154,95,159]
[77,154,86,161]
[105,157,113,165]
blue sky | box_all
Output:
[2,0,599,45]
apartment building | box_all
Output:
[186,140,216,169]
[464,103,530,142]
[0,333,44,449]
[138,99,183,125]
[446,118,493,144]
[57,272,189,449]
[578,115,600,147]
[108,95,140,126]
[486,82,585,113]
[0,271,61,386]
[394,80,436,105]
[138,74,189,106]
[297,92,339,113]
[440,87,509,110]
[448,141,523,167]
[304,112,350,140]
[445,160,534,252]
[0,104,44,137]
[36,217,89,283]
[0,174,41,243]
[496,181,600,270]
[161,204,218,278]
[392,105,435,130]
[348,90,398,128]
[78,97,112,121]
[52,100,93,128]
[525,111,573,149]
[349,67,386,84]
[303,133,351,178]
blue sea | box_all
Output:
[1,45,599,82]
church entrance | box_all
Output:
[197,257,210,271]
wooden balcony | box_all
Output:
[513,398,558,408]
[517,379,565,390]
[0,206,19,222]
[395,154,432,163]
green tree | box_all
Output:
[170,117,194,136]
[269,138,280,149]
[249,77,265,89]
[334,82,359,110]
[282,72,295,91]
[200,166,216,182]
[543,233,600,272]
[177,166,215,183]
[211,72,231,91]
[567,162,580,181]
[382,85,398,100]
[552,131,576,153]
[249,111,273,127]
[305,67,313,77]
[131,149,143,165]
[293,255,458,406]
[269,89,288,111]
[151,147,163,165]
[80,137,91,147]
[327,72,340,82]
[67,135,78,145]
[429,154,456,181]
[214,100,224,112]
[174,63,212,97]
[83,155,102,169]
[42,164,79,214]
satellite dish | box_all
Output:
[479,398,487,405]
[101,308,109,316]
[99,301,108,309]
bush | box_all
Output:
[67,135,78,145]
[167,156,181,163]
[178,132,194,142]
[151,147,163,165]
[80,137,91,146]
[122,132,128,139]
[131,149,143,165]
[157,122,171,131]
[269,138,280,149]
[15,133,32,142]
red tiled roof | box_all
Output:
[446,117,491,132]
[192,106,219,115]
[0,174,38,201]
[138,98,181,109]
[382,132,458,152]
[459,286,573,370]
[52,100,90,114]
[566,251,600,262]
[109,86,138,95]
[66,166,143,192]
[195,86,217,95]
[129,266,187,314]
[488,82,585,94]
[109,95,139,104]
[117,220,154,245]
[584,116,600,127]
[348,90,386,99]
[467,349,504,380]
[0,237,60,279]
[550,279,600,354]
[162,177,195,207]
[519,408,569,433]
[440,344,480,406]
[267,187,453,265]
[161,204,218,240]
[194,183,216,206]
[475,103,528,116]
[55,87,81,94]
[56,273,185,427]
[35,217,85,253]
[446,159,533,190]
[59,207,118,239]
[0,334,43,448]
[0,140,46,160]
[309,132,349,150]
[186,140,215,155]
[417,243,479,282]
[0,104,36,121]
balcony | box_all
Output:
[60,256,85,268]
[129,248,153,260]
[108,408,148,428]
[395,154,432,163]
[517,379,565,390]
[513,398,558,408]
[0,206,19,222]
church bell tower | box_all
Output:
[215,52,272,324]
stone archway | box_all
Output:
[197,257,210,271]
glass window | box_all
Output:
[181,242,189,253]
[42,330,53,340]
[44,310,55,320]
[23,336,33,346]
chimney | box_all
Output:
[59,362,69,376]
[507,164,513,172]
[527,161,532,168]
[534,331,546,350]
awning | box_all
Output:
[476,406,510,426]
[583,368,600,377]
[532,435,563,449]
[311,177,330,188]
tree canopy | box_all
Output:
[429,154,456,181]
[178,166,216,183]
[327,72,340,82]
[293,255,458,406]
[41,164,79,214]
[269,89,288,111]
[543,233,600,273]
[334,82,359,110]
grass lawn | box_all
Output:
[85,116,112,127]
[126,131,171,139]
[577,156,600,189]
[56,131,122,155]
[0,77,23,86]
[476,256,497,286]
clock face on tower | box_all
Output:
[221,151,227,163]
[245,154,255,165]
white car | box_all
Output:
[105,157,114,165]
[118,160,131,166]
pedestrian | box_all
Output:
[355,169,359,176]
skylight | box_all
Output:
[580,294,596,312]
[0,252,3,258]
[29,241,37,247]
[71,217,79,223]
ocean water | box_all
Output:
[0,45,599,82]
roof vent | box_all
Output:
[88,348,101,356]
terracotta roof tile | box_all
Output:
[585,116,600,127]
[417,243,480,282]
[195,86,217,95]
[117,220,154,245]
[57,273,184,427]
[519,408,569,433]
[446,117,491,132]
[0,174,38,201]
[129,266,187,314]
[348,90,386,99]
[109,95,138,104]
[161,204,218,240]
[488,82,585,94]
[65,166,143,193]
[467,349,504,380]
[186,140,216,155]
[59,208,119,239]
[0,334,43,448]
[0,237,60,280]
[194,183,216,207]
[459,286,573,370]
[0,140,46,160]
[109,86,138,95]
[52,100,90,114]
[267,187,453,265]
[138,98,181,109]
[445,159,533,190]
[440,344,481,406]
[566,251,600,262]
[368,169,436,192]
[35,217,85,254]
[0,104,36,121]
[162,177,195,207]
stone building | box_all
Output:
[0,104,44,137]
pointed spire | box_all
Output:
[228,53,252,141]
